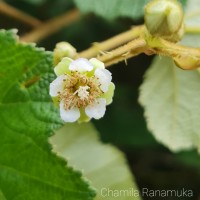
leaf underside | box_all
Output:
[50,123,141,200]
[139,56,200,152]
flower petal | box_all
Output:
[69,58,93,72]
[60,101,80,122]
[49,75,67,97]
[101,82,115,105]
[85,98,106,119]
[54,57,73,76]
[95,68,112,92]
[89,58,105,69]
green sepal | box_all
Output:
[101,82,115,105]
[54,57,73,76]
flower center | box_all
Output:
[59,72,102,110]
[74,85,90,100]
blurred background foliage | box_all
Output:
[1,0,200,199]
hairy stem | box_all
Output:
[91,28,200,69]
[79,25,145,58]
[97,38,147,67]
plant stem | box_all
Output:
[147,37,200,70]
[21,9,80,43]
[92,30,200,69]
[93,26,200,68]
[185,26,200,34]
[0,1,41,27]
[79,25,145,58]
[97,38,147,67]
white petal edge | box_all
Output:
[69,58,93,72]
[85,98,106,119]
[49,75,67,97]
[60,101,80,122]
[95,68,112,92]
[89,58,105,69]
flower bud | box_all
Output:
[174,54,200,70]
[144,0,184,42]
[53,42,77,65]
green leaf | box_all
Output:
[185,0,200,27]
[74,0,187,20]
[50,123,141,200]
[139,56,200,152]
[74,0,151,20]
[180,34,200,47]
[180,0,188,7]
[0,30,95,200]
[0,190,6,200]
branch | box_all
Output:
[185,26,200,34]
[84,28,200,69]
[0,1,41,27]
[147,37,200,70]
[97,38,147,67]
[79,25,145,58]
[21,9,80,43]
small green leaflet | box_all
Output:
[0,30,95,200]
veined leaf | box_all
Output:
[0,30,95,200]
[139,56,200,152]
[50,123,141,200]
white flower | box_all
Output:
[50,57,115,123]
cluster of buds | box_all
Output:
[50,43,115,123]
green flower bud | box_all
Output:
[53,42,77,65]
[144,0,184,42]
